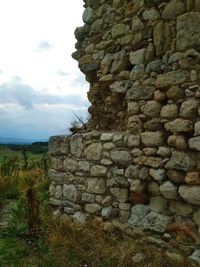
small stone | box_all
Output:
[85,204,102,214]
[100,133,114,141]
[141,131,164,147]
[90,165,107,177]
[63,158,77,173]
[78,161,90,172]
[148,181,160,196]
[81,192,95,203]
[160,104,178,119]
[101,206,113,218]
[134,156,164,168]
[130,179,146,193]
[129,48,146,65]
[128,204,150,227]
[130,64,145,81]
[156,70,189,88]
[154,90,166,101]
[111,150,132,165]
[149,196,167,213]
[84,143,103,160]
[160,181,178,200]
[143,118,163,131]
[185,172,200,185]
[179,185,200,205]
[139,167,150,180]
[111,23,126,38]
[162,0,185,19]
[180,99,199,118]
[149,168,166,182]
[86,178,106,194]
[125,165,139,179]
[72,212,87,224]
[127,102,140,115]
[195,121,200,135]
[55,185,62,199]
[102,196,113,207]
[166,151,196,172]
[110,188,129,202]
[63,184,80,202]
[49,184,55,197]
[103,142,115,150]
[143,148,157,156]
[165,119,193,133]
[142,211,172,233]
[51,158,63,171]
[167,169,185,184]
[169,201,192,216]
[189,137,200,151]
[126,134,140,147]
[119,203,131,211]
[167,85,185,101]
[70,135,84,157]
[143,8,160,21]
[167,135,187,150]
[141,100,161,118]
[157,146,171,157]
[126,85,156,101]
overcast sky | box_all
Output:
[0,0,89,141]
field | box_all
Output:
[0,144,196,267]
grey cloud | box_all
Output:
[0,79,89,109]
[0,79,89,140]
[36,41,53,52]
[0,104,88,140]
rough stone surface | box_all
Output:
[141,132,164,147]
[128,204,150,227]
[166,151,196,172]
[160,181,178,200]
[141,212,172,233]
[86,178,106,194]
[179,186,200,205]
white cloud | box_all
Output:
[0,0,89,140]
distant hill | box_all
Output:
[0,137,48,145]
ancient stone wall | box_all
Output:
[49,0,200,261]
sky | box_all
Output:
[0,0,89,141]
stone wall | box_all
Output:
[49,131,200,237]
[73,0,200,132]
[49,0,200,262]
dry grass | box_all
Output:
[42,214,191,267]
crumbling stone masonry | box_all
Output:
[49,0,200,263]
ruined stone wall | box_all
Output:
[49,0,200,261]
